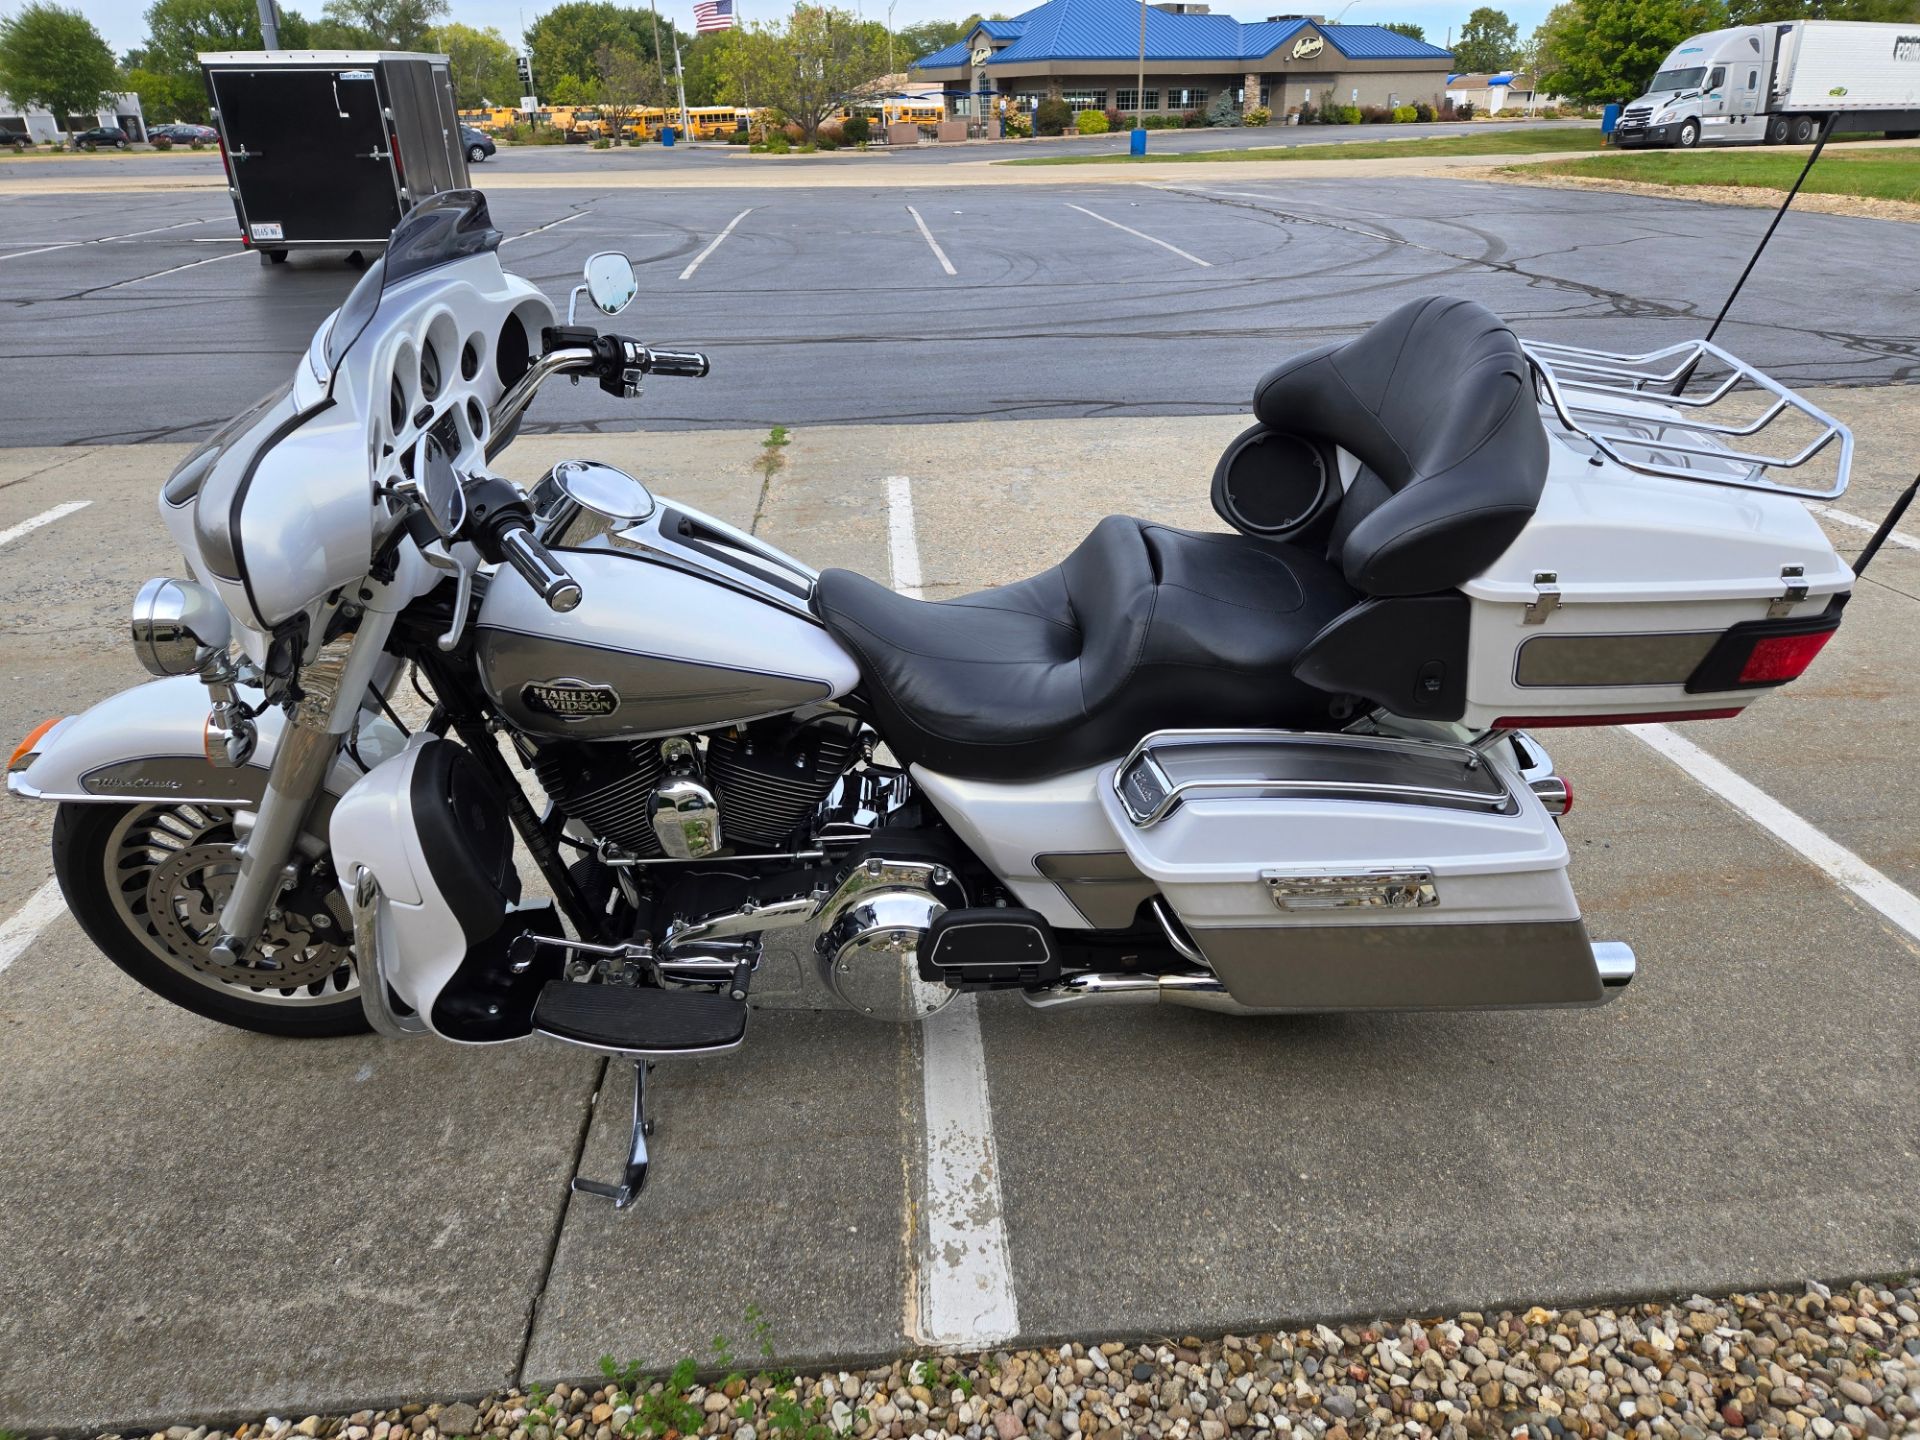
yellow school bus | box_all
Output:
[684,106,743,139]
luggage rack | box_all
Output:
[1522,338,1852,500]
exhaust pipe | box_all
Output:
[1023,941,1639,1014]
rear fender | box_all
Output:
[6,674,406,829]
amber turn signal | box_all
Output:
[8,717,62,773]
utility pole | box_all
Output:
[254,0,281,49]
[648,0,666,88]
[1134,0,1147,150]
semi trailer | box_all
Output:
[1613,20,1920,148]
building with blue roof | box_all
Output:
[911,0,1451,122]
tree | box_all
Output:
[525,2,678,104]
[141,0,309,75]
[1381,20,1428,39]
[595,43,666,133]
[718,4,888,139]
[682,29,745,104]
[121,64,205,122]
[428,22,519,107]
[0,4,117,128]
[315,0,446,49]
[1728,0,1919,17]
[1534,0,1727,103]
[1452,6,1518,72]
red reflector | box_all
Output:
[1492,708,1744,729]
[1738,629,1834,684]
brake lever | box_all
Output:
[419,540,476,651]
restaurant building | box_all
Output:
[909,0,1453,121]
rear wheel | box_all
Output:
[1790,114,1816,144]
[1765,115,1790,144]
[467,143,487,163]
[115,137,128,149]
[52,801,369,1038]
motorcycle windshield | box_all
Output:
[322,189,506,386]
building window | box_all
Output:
[1260,84,1271,106]
[1166,87,1206,109]
[1115,89,1160,111]
[1059,90,1108,112]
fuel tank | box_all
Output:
[473,496,861,739]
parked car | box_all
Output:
[150,123,218,144]
[460,125,496,163]
[71,126,130,151]
[0,129,31,151]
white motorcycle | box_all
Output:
[8,193,1857,1205]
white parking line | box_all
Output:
[906,206,957,277]
[96,249,246,291]
[679,208,752,280]
[1064,202,1212,268]
[884,474,1021,1349]
[0,501,89,549]
[502,211,589,245]
[0,878,66,978]
[1805,502,1920,552]
[0,217,213,263]
[1629,723,1920,944]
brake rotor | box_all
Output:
[146,842,352,991]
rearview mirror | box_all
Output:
[408,433,468,542]
[584,252,638,316]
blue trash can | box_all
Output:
[1601,103,1620,137]
[661,126,677,146]
[1130,127,1147,156]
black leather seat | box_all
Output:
[812,517,1354,780]
[813,296,1547,782]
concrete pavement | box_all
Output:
[4,382,1920,1429]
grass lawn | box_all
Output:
[999,126,1609,165]
[1517,146,1920,203]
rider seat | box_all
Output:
[812,296,1547,781]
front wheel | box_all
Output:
[467,144,487,163]
[1676,119,1700,149]
[52,801,369,1037]
[115,138,128,149]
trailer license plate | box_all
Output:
[249,222,284,241]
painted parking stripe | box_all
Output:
[0,501,89,549]
[1064,202,1212,268]
[906,206,957,277]
[679,208,753,280]
[0,217,214,263]
[1629,723,1920,945]
[96,249,246,291]
[1805,502,1920,552]
[0,878,66,978]
[502,210,589,245]
[884,474,1020,1349]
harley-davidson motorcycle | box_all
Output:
[8,192,1858,1205]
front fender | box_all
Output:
[6,674,406,820]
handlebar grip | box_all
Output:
[646,348,710,378]
[499,525,583,612]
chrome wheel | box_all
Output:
[104,803,358,1008]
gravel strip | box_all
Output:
[1452,166,1920,223]
[43,1279,1920,1440]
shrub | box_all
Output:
[754,131,790,154]
[1075,108,1109,135]
[1360,105,1390,124]
[797,141,816,152]
[1538,105,1561,118]
[188,140,204,150]
[1102,108,1125,132]
[726,128,748,144]
[1458,100,1476,120]
[1034,97,1071,135]
[841,113,871,144]
[815,136,837,149]
[1205,92,1239,127]
[818,119,844,143]
[152,135,172,150]
[1296,102,1316,125]
[1001,110,1031,137]
[1413,101,1434,122]
[1242,105,1271,127]
[1180,109,1204,128]
[591,137,610,148]
[1393,104,1417,122]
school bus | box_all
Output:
[684,106,744,139]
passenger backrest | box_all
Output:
[1252,296,1548,597]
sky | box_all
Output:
[59,0,1559,71]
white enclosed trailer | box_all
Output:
[1613,20,1920,148]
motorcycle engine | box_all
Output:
[812,842,969,1023]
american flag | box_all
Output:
[693,0,735,31]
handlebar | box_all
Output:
[496,519,582,613]
[485,333,710,462]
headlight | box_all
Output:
[131,578,232,677]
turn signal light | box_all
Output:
[8,717,61,773]
[1737,629,1835,684]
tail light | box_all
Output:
[1686,611,1842,694]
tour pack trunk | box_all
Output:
[201,51,469,254]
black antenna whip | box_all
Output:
[1672,111,1837,396]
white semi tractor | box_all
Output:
[1613,20,1920,148]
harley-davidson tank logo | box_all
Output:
[522,679,621,720]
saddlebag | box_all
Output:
[1099,730,1623,1012]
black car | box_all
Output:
[0,129,30,151]
[461,125,496,163]
[71,125,131,151]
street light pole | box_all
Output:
[254,0,281,49]
[1134,0,1147,153]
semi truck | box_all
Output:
[1613,20,1920,148]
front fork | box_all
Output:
[212,602,404,964]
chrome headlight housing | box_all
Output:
[131,577,232,677]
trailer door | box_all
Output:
[211,66,402,245]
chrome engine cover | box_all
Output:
[811,858,965,1022]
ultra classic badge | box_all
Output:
[522,678,621,720]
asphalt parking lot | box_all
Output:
[2,160,1919,1432]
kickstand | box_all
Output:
[572,1059,656,1208]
